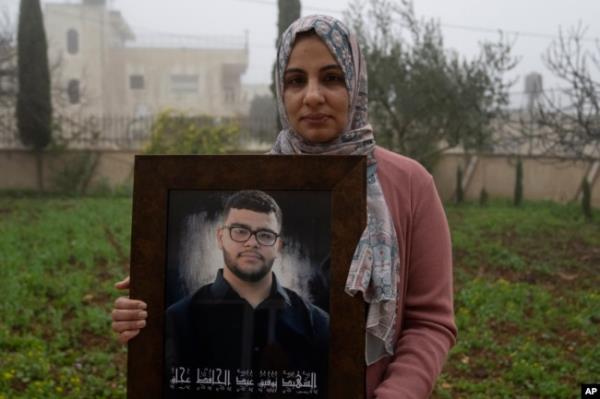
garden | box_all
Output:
[0,196,598,398]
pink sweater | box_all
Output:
[367,147,457,399]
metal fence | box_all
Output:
[0,114,155,150]
[0,112,278,151]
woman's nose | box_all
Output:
[303,79,325,107]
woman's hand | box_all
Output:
[111,276,148,344]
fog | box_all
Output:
[1,0,599,105]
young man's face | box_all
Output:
[217,208,282,283]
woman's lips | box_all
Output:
[301,113,330,123]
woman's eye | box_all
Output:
[285,76,305,87]
[324,74,345,84]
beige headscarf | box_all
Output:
[270,15,401,365]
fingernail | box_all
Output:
[138,311,147,318]
[138,303,147,309]
[137,320,146,327]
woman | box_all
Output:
[112,15,456,399]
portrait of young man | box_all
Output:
[164,189,331,398]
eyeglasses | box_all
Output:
[222,225,280,246]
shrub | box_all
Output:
[49,151,99,195]
[144,110,240,155]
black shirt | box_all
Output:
[165,270,329,398]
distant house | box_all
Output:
[44,0,248,118]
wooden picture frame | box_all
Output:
[128,155,366,398]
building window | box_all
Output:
[130,75,145,90]
[224,86,235,104]
[170,74,198,94]
[67,29,79,55]
[68,79,80,104]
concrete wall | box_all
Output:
[1,149,599,207]
[0,149,135,191]
[432,153,600,206]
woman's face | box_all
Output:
[283,35,349,143]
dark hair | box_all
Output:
[295,29,316,41]
[223,190,283,229]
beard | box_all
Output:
[222,249,275,283]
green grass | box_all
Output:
[434,200,600,399]
[0,197,598,398]
[0,198,131,399]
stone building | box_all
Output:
[44,0,248,118]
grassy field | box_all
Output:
[434,201,600,398]
[0,197,131,398]
[0,197,598,398]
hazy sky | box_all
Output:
[2,0,600,104]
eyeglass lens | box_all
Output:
[229,226,277,246]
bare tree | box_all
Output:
[0,9,16,99]
[0,8,17,140]
[536,24,600,159]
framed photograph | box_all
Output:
[128,155,366,399]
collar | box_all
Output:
[210,269,291,306]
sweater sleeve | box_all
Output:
[373,172,457,399]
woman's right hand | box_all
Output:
[111,276,148,344]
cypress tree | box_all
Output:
[16,0,52,190]
[455,165,464,204]
[277,0,301,41]
[270,0,301,130]
[581,177,592,221]
[479,187,488,206]
[514,158,523,206]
